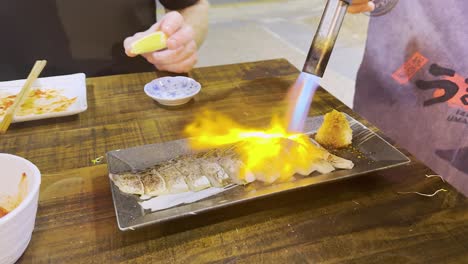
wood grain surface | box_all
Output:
[2,59,467,263]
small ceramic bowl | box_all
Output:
[0,154,41,264]
[144,76,201,106]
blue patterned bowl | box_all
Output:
[144,76,201,106]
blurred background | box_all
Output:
[158,0,370,108]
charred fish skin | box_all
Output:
[218,156,255,185]
[157,163,190,194]
[174,157,212,191]
[109,172,145,195]
[199,159,231,187]
[139,169,168,196]
[200,146,248,185]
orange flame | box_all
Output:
[184,111,326,183]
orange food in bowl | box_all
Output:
[0,207,8,218]
[0,172,28,219]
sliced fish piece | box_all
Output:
[309,137,354,170]
[175,157,212,191]
[109,172,144,195]
[312,160,335,174]
[326,153,354,169]
[199,159,231,187]
[140,169,168,196]
[157,163,190,193]
[295,161,316,176]
[296,153,352,175]
[218,156,255,185]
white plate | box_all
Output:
[0,73,88,123]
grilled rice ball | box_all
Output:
[315,110,352,148]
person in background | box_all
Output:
[350,0,468,195]
[0,0,209,80]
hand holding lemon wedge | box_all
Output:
[130,31,168,55]
[124,11,199,73]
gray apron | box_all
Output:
[354,0,468,195]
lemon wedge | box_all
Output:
[131,31,168,55]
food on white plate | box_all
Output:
[0,88,77,118]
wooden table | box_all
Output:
[3,59,468,263]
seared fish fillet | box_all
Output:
[199,159,231,187]
[157,163,190,193]
[110,137,355,198]
[175,157,212,191]
[218,156,255,185]
[140,169,167,196]
[109,172,144,195]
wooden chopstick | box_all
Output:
[0,60,47,134]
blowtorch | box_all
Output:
[285,0,352,132]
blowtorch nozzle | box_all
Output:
[285,0,351,133]
[302,0,351,76]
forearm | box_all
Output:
[167,0,210,48]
